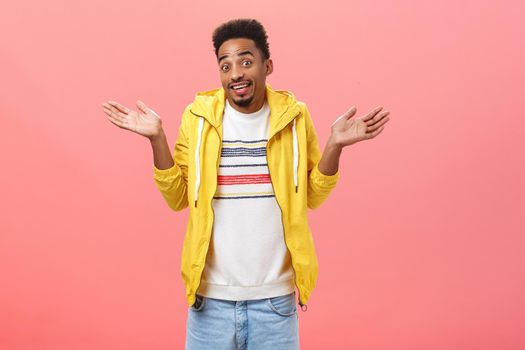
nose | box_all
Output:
[231,63,244,81]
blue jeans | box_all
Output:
[185,291,299,350]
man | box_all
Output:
[103,18,389,350]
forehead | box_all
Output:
[217,38,260,59]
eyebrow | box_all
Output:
[218,50,255,64]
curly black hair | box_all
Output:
[212,18,271,61]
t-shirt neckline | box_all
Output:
[225,99,269,122]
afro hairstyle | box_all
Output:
[212,18,271,61]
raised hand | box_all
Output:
[102,100,163,139]
[330,106,390,147]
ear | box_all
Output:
[265,58,273,76]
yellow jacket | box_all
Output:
[152,83,340,309]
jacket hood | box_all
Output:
[189,83,302,137]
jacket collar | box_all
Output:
[189,83,301,138]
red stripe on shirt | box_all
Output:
[218,174,271,185]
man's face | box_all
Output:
[217,38,273,113]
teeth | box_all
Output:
[232,83,249,90]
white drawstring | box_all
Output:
[194,117,204,207]
[292,118,299,193]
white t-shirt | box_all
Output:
[196,99,296,300]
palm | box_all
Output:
[333,118,368,145]
[102,100,162,139]
[124,109,160,137]
[331,106,390,147]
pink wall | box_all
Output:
[1,0,524,349]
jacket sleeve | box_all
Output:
[302,103,340,209]
[152,107,190,211]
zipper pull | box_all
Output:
[298,302,308,312]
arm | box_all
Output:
[303,104,341,209]
[102,99,189,211]
[304,103,391,209]
[317,136,343,176]
[151,129,175,170]
[151,109,190,211]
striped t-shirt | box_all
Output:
[196,98,296,300]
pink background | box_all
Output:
[1,0,524,349]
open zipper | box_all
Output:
[189,109,223,306]
[266,112,308,312]
[189,108,307,311]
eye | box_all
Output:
[221,64,230,72]
[242,60,252,66]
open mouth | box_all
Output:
[230,81,252,95]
